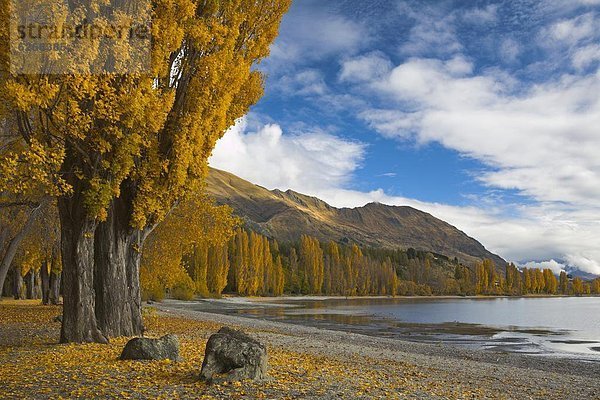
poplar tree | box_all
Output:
[572,277,584,295]
[272,255,284,296]
[262,236,273,294]
[559,271,569,294]
[206,244,229,296]
[0,0,290,342]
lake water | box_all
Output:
[171,296,600,361]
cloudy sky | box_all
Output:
[210,0,600,275]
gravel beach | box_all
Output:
[156,299,600,399]
[1,300,598,399]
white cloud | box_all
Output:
[462,4,499,24]
[339,52,392,83]
[262,5,370,73]
[565,254,600,275]
[358,109,421,139]
[500,39,521,63]
[572,44,600,70]
[209,118,365,195]
[362,58,600,208]
[276,69,328,96]
[547,12,597,45]
[523,260,566,274]
[398,4,462,57]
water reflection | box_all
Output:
[173,296,600,360]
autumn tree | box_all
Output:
[559,271,569,294]
[504,263,519,295]
[522,268,532,294]
[0,200,45,298]
[572,277,584,296]
[206,245,229,297]
[591,278,600,295]
[542,269,558,294]
[298,235,324,294]
[285,247,300,294]
[229,228,250,295]
[344,244,362,296]
[10,200,60,303]
[0,0,290,342]
[141,193,238,301]
[272,254,284,296]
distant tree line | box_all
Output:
[4,203,599,302]
[140,225,600,300]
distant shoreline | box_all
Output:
[214,293,599,302]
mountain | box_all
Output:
[205,168,506,267]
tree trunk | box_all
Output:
[13,268,23,299]
[41,260,50,305]
[25,270,34,299]
[34,270,42,299]
[0,204,42,299]
[94,195,147,338]
[126,230,146,334]
[49,271,61,305]
[58,196,107,344]
[2,268,12,297]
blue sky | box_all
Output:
[211,0,600,274]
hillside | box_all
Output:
[205,168,506,267]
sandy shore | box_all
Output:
[156,299,600,399]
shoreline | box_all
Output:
[1,300,598,399]
[166,296,600,358]
[210,294,600,303]
[154,299,600,399]
[156,299,600,377]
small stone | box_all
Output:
[120,334,181,361]
[200,327,268,383]
[53,315,62,323]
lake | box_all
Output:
[171,296,600,361]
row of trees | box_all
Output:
[471,261,593,296]
[5,199,599,304]
[141,229,402,300]
[0,200,61,304]
[140,225,600,300]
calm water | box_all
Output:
[171,296,600,361]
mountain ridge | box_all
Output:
[206,168,506,267]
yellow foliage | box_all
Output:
[12,201,60,276]
[1,0,291,230]
[171,277,196,301]
[140,192,239,299]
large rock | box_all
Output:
[200,327,268,383]
[120,334,181,361]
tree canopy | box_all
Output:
[0,0,291,342]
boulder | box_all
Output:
[120,334,181,361]
[200,327,268,383]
